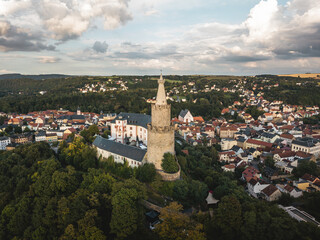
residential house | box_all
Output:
[222,164,236,172]
[247,178,269,198]
[292,138,320,157]
[276,184,303,198]
[260,132,280,143]
[35,131,46,142]
[219,126,238,139]
[178,109,194,123]
[220,138,238,151]
[245,139,273,150]
[242,166,260,182]
[8,118,22,126]
[279,133,294,145]
[293,180,310,192]
[261,184,282,201]
[46,133,58,143]
[218,150,236,162]
[0,136,11,150]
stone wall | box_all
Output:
[157,168,181,181]
[146,124,175,170]
[151,104,171,127]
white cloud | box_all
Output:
[0,69,11,73]
[37,56,61,63]
[243,0,280,43]
[0,0,132,45]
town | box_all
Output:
[1,74,320,228]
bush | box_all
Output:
[161,153,179,173]
[136,163,156,183]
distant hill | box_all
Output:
[278,73,320,79]
[0,73,71,80]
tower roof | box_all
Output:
[156,73,167,105]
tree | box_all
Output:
[161,153,179,173]
[212,195,242,239]
[81,168,115,194]
[102,130,110,139]
[61,137,97,171]
[293,160,320,178]
[188,180,208,205]
[110,178,147,239]
[80,125,99,144]
[14,126,22,134]
[264,156,275,168]
[135,163,156,183]
[245,106,264,120]
[23,127,31,133]
[172,180,189,202]
[155,202,205,240]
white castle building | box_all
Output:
[110,112,150,146]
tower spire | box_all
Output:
[156,72,167,105]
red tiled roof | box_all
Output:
[301,173,318,182]
[280,125,295,130]
[220,126,238,131]
[219,151,236,156]
[284,185,294,192]
[280,133,294,139]
[246,139,273,148]
[194,116,204,122]
[295,151,312,158]
[224,164,235,169]
[182,150,189,156]
[278,151,295,158]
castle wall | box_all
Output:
[147,124,175,170]
[151,104,171,127]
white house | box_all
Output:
[35,131,46,142]
[178,109,194,123]
[0,136,11,150]
[276,184,303,198]
[247,178,269,198]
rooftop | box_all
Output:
[93,136,147,162]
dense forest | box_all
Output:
[254,75,320,106]
[0,76,239,120]
[1,139,320,240]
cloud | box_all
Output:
[37,56,61,63]
[144,9,159,16]
[0,69,11,74]
[93,41,108,53]
[68,0,320,74]
[0,0,132,50]
[0,20,55,52]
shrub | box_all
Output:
[161,153,179,173]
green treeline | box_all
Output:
[1,140,320,239]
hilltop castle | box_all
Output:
[93,73,179,180]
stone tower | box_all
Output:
[146,73,175,170]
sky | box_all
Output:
[0,0,320,75]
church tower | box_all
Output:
[146,73,175,170]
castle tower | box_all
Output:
[146,73,175,170]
